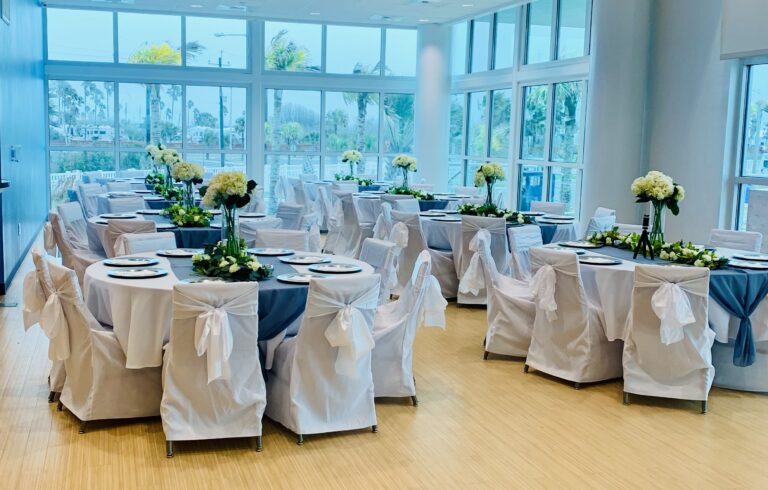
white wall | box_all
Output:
[721,0,768,59]
[643,0,737,244]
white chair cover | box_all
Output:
[106,196,145,214]
[507,225,543,281]
[594,207,616,217]
[43,221,58,256]
[331,181,358,193]
[77,183,103,218]
[57,202,90,250]
[359,238,401,305]
[333,192,365,257]
[247,229,311,252]
[123,232,177,255]
[584,215,617,238]
[373,202,394,241]
[315,185,333,232]
[106,219,156,258]
[623,265,715,403]
[299,212,322,254]
[455,186,480,197]
[277,175,296,203]
[393,198,420,213]
[265,275,380,436]
[411,183,434,192]
[276,203,304,230]
[47,259,162,423]
[709,228,763,252]
[616,223,643,235]
[530,201,567,215]
[48,212,106,283]
[242,188,266,213]
[239,218,284,246]
[161,282,266,442]
[458,216,510,305]
[106,182,133,193]
[321,188,344,254]
[526,248,623,383]
[391,210,458,299]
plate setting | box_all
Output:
[240,212,266,218]
[431,216,461,222]
[279,255,332,265]
[420,211,446,217]
[546,246,586,255]
[104,256,160,267]
[542,214,574,221]
[155,223,178,230]
[99,213,136,220]
[136,209,161,215]
[522,211,545,217]
[579,256,623,266]
[538,219,573,225]
[156,249,201,258]
[143,196,164,201]
[729,259,768,270]
[248,248,295,257]
[276,273,328,284]
[559,241,603,249]
[308,263,363,274]
[107,267,168,279]
[732,253,768,262]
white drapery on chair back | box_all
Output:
[373,202,394,240]
[455,186,480,197]
[77,183,103,218]
[616,223,643,235]
[277,175,296,203]
[247,228,312,252]
[331,192,364,257]
[57,202,90,250]
[106,219,156,257]
[390,211,427,289]
[411,183,433,193]
[315,185,333,232]
[242,187,266,213]
[458,216,509,304]
[276,203,304,230]
[381,193,413,207]
[584,215,617,238]
[709,228,763,252]
[298,212,322,253]
[507,225,543,281]
[530,201,566,215]
[623,264,715,404]
[106,182,133,193]
[239,217,284,247]
[459,229,493,297]
[527,247,623,383]
[106,196,145,214]
[393,198,420,213]
[48,212,106,283]
[123,232,177,255]
[331,181,358,193]
[359,238,401,305]
[265,275,380,437]
[594,207,616,217]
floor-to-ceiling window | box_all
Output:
[449,0,591,214]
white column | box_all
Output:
[414,24,451,192]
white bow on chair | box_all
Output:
[43,222,57,255]
[40,290,71,361]
[420,275,447,329]
[373,202,393,240]
[22,271,46,330]
[531,265,558,321]
[309,287,379,377]
[651,282,696,345]
[459,230,490,296]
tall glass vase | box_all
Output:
[183,182,195,208]
[401,168,409,190]
[165,166,173,190]
[221,206,242,257]
[485,181,494,207]
[650,201,666,245]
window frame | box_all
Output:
[522,0,593,67]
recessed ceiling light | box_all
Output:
[309,12,320,16]
[462,3,474,7]
[189,4,204,7]
[418,18,430,22]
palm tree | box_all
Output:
[104,83,113,120]
[166,85,182,126]
[342,62,380,174]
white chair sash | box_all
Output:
[421,275,447,329]
[43,222,57,255]
[531,265,558,321]
[459,230,490,296]
[40,290,71,361]
[174,291,258,383]
[636,276,707,346]
[307,285,379,377]
[22,271,45,330]
[373,203,394,240]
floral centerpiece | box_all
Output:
[388,186,435,201]
[146,144,182,189]
[162,203,213,228]
[334,150,373,186]
[171,161,204,208]
[391,154,417,190]
[457,203,533,225]
[192,242,273,281]
[631,170,685,244]
[199,171,257,257]
[474,163,506,207]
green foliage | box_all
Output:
[457,203,533,224]
[192,241,274,282]
[388,186,435,201]
[162,204,213,228]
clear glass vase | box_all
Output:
[485,182,494,207]
[183,182,195,208]
[401,168,409,189]
[221,206,242,257]
[165,166,173,190]
[650,201,666,245]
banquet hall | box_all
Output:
[2,0,768,487]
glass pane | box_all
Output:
[324,156,378,181]
[118,13,182,65]
[119,152,148,170]
[186,17,247,69]
[48,81,115,147]
[526,0,553,64]
[50,151,115,206]
[264,21,321,72]
[557,0,588,60]
[448,158,464,191]
[118,83,182,148]
[186,86,246,151]
[548,166,581,215]
[551,81,583,163]
[449,94,465,155]
[385,29,417,76]
[264,155,320,212]
[518,165,544,211]
[467,92,488,157]
[47,9,113,62]
[470,15,492,73]
[324,92,379,153]
[742,65,768,177]
[450,22,468,76]
[265,89,321,152]
[383,93,415,154]
[326,25,381,75]
[490,89,512,158]
[185,153,246,172]
[494,8,517,69]
[521,85,548,160]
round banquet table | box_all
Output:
[84,252,374,369]
[86,214,282,253]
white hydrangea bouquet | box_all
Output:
[146,143,183,194]
[474,162,506,207]
[198,171,258,257]
[631,170,684,244]
[335,149,372,185]
[392,154,417,190]
[171,161,204,208]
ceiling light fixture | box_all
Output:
[309,12,320,15]
[461,3,474,7]
[418,18,431,22]
[189,3,204,7]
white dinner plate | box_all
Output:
[732,253,768,262]
[545,246,586,255]
[249,248,295,257]
[157,249,201,258]
[277,273,327,284]
[108,192,138,198]
[133,189,152,194]
[559,241,603,249]
[210,209,221,215]
[522,211,545,217]
[729,259,768,270]
[363,190,385,194]
[308,263,362,274]
[210,223,222,229]
[355,195,380,199]
[538,219,573,225]
[240,212,266,218]
[542,214,574,221]
[104,256,159,267]
[155,223,178,230]
[431,217,461,222]
[420,211,446,217]
[107,267,168,279]
[180,277,228,284]
[579,256,622,266]
[443,210,459,215]
[279,255,332,265]
[143,196,164,201]
[453,194,472,199]
[99,213,136,219]
[136,209,161,215]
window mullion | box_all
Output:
[551,0,560,62]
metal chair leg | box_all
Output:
[623,392,630,405]
[701,401,708,414]
[483,351,489,360]
[56,400,63,412]
[255,436,263,452]
[371,425,378,433]
[78,421,87,434]
[523,364,529,373]
[411,395,419,406]
[166,440,174,458]
[297,434,304,446]
[573,382,581,390]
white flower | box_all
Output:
[202,171,250,208]
[473,163,505,187]
[702,254,712,262]
[669,251,678,261]
[659,251,669,260]
[341,149,363,163]
[193,215,199,221]
[595,233,603,240]
[218,259,228,268]
[517,215,524,224]
[229,264,240,273]
[178,208,186,215]
[605,237,613,245]
[248,259,262,271]
[674,184,685,202]
[392,154,417,172]
[172,162,204,182]
[694,259,704,267]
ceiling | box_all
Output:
[43,0,530,26]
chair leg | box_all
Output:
[701,401,708,414]
[483,351,489,360]
[166,440,174,458]
[411,395,419,406]
[371,425,378,433]
[78,421,87,434]
[297,434,304,446]
[48,391,56,403]
[523,364,529,373]
[623,392,630,405]
[56,400,63,412]
[255,436,263,452]
[573,382,581,390]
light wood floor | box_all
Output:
[2,251,768,489]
